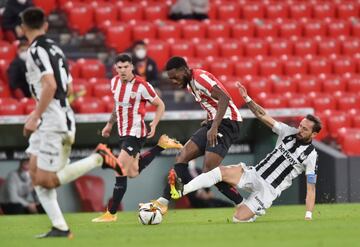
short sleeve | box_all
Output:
[29,46,54,77]
[272,121,298,138]
[196,72,218,92]
[141,82,158,102]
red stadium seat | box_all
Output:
[351,20,360,37]
[244,39,268,58]
[181,21,206,39]
[271,77,297,94]
[33,0,56,15]
[287,94,311,108]
[294,38,317,57]
[327,20,351,38]
[312,2,336,19]
[219,39,243,58]
[19,97,36,114]
[303,20,326,38]
[93,2,117,27]
[308,57,332,75]
[0,98,24,115]
[170,40,195,57]
[132,22,157,41]
[289,3,312,20]
[74,97,106,113]
[336,3,358,19]
[77,59,106,79]
[186,57,209,71]
[194,40,219,58]
[338,129,360,155]
[118,3,144,22]
[144,3,168,21]
[259,57,283,76]
[156,21,181,41]
[322,76,347,94]
[72,78,94,97]
[283,57,308,76]
[312,94,337,112]
[326,111,352,139]
[74,175,105,212]
[0,41,16,60]
[341,38,360,56]
[205,20,231,39]
[234,58,259,77]
[332,57,356,75]
[217,3,240,21]
[296,76,322,94]
[147,40,170,70]
[337,94,360,111]
[259,94,288,108]
[68,60,81,79]
[208,2,218,19]
[231,21,255,39]
[269,39,293,57]
[247,78,272,100]
[209,59,234,77]
[219,76,244,108]
[317,38,341,56]
[242,2,265,20]
[104,23,132,53]
[255,20,279,39]
[347,75,360,92]
[265,3,288,20]
[0,59,10,84]
[66,3,94,35]
[279,20,302,39]
[93,83,112,97]
[352,115,360,128]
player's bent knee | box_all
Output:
[220,165,243,186]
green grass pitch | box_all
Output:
[0,203,359,247]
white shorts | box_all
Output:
[26,130,74,172]
[236,163,277,216]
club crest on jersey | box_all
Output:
[130,92,137,99]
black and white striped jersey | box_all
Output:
[255,122,318,196]
[25,35,75,134]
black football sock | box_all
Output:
[161,163,193,200]
[109,176,127,214]
[215,182,243,205]
[138,146,164,173]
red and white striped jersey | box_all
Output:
[187,69,242,122]
[110,75,157,138]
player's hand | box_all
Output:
[101,123,113,138]
[207,126,218,147]
[23,111,39,137]
[236,82,248,99]
[147,121,156,139]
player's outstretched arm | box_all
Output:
[236,82,276,129]
[305,179,316,220]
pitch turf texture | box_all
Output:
[0,204,359,247]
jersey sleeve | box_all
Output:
[141,82,158,102]
[196,71,219,92]
[29,46,54,77]
[272,121,298,138]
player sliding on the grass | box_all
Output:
[169,82,321,222]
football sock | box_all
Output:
[183,167,222,195]
[138,145,164,173]
[157,197,169,206]
[35,186,69,231]
[215,182,243,204]
[161,163,193,200]
[109,176,127,214]
[57,154,103,185]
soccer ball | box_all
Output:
[138,202,163,225]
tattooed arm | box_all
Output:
[236,82,276,129]
[101,106,117,138]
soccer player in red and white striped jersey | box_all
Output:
[149,56,244,215]
[92,54,182,223]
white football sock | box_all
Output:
[35,186,69,231]
[183,167,222,195]
[57,153,103,185]
[157,197,169,206]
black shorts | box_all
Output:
[119,136,146,157]
[191,119,242,158]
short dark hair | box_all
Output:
[21,7,46,30]
[165,56,188,71]
[306,114,322,133]
[114,53,132,64]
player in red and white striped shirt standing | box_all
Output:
[92,54,182,223]
[149,56,244,215]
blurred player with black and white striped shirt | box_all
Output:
[169,82,321,223]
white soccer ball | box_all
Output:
[138,202,163,225]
